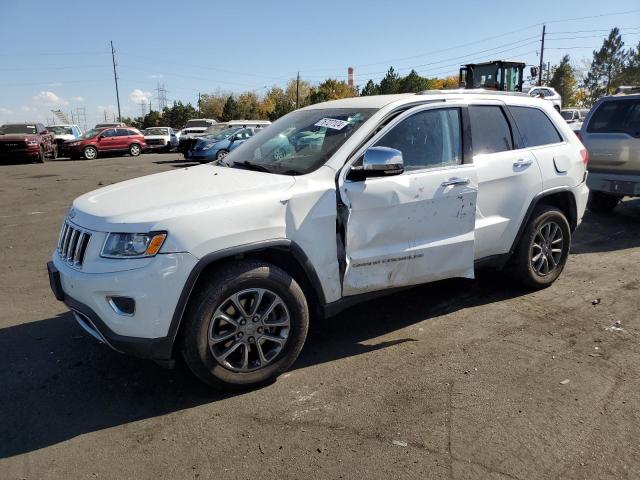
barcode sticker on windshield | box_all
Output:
[314,118,349,130]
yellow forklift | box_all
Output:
[459,61,535,92]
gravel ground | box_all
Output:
[1,153,639,479]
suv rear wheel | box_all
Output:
[181,260,309,389]
[511,205,571,289]
[587,191,619,213]
[129,143,141,156]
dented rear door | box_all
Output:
[340,104,478,296]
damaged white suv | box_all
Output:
[48,91,589,388]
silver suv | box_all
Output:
[580,91,640,212]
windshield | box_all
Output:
[80,128,103,139]
[0,124,37,135]
[222,108,375,175]
[561,111,575,120]
[204,127,241,141]
[48,126,73,135]
[145,127,169,135]
[186,120,214,128]
[204,125,228,135]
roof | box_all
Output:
[302,94,415,110]
[300,90,555,112]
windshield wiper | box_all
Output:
[233,161,273,173]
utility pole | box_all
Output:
[295,72,300,109]
[198,92,201,116]
[110,40,122,122]
[538,25,546,86]
[104,110,107,122]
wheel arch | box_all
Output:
[510,188,578,256]
[166,240,326,357]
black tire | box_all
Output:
[587,191,619,213]
[83,146,98,160]
[181,260,309,389]
[216,149,229,161]
[510,205,571,289]
[129,143,142,157]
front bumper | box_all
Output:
[0,149,40,161]
[185,149,216,161]
[47,250,198,360]
[587,171,640,196]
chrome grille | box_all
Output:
[57,221,91,267]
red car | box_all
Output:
[66,126,147,160]
[0,123,56,163]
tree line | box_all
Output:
[124,27,640,129]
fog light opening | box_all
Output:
[107,296,136,316]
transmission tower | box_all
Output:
[155,82,168,110]
[139,101,148,118]
[75,107,87,131]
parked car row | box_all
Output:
[177,120,271,154]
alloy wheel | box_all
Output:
[208,288,290,372]
[530,220,564,276]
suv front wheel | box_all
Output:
[181,260,309,389]
[511,205,571,289]
[83,146,98,160]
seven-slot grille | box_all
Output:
[57,221,91,267]
[146,138,166,146]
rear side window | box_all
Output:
[510,106,563,147]
[116,128,130,136]
[468,106,513,154]
[587,100,640,137]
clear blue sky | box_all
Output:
[1,0,639,126]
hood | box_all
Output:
[52,134,75,140]
[194,136,227,149]
[71,164,296,232]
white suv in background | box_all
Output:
[527,86,562,112]
[48,92,589,389]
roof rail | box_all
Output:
[417,88,530,97]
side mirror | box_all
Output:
[362,146,404,176]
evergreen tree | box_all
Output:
[584,28,627,104]
[360,79,379,96]
[549,55,578,107]
[221,96,239,122]
[398,70,431,93]
[378,67,400,94]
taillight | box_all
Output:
[580,148,589,166]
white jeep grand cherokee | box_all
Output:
[48,91,589,389]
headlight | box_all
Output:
[200,142,215,150]
[101,232,167,258]
[69,141,80,146]
[26,140,38,146]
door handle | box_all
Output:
[441,177,470,187]
[513,158,533,167]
